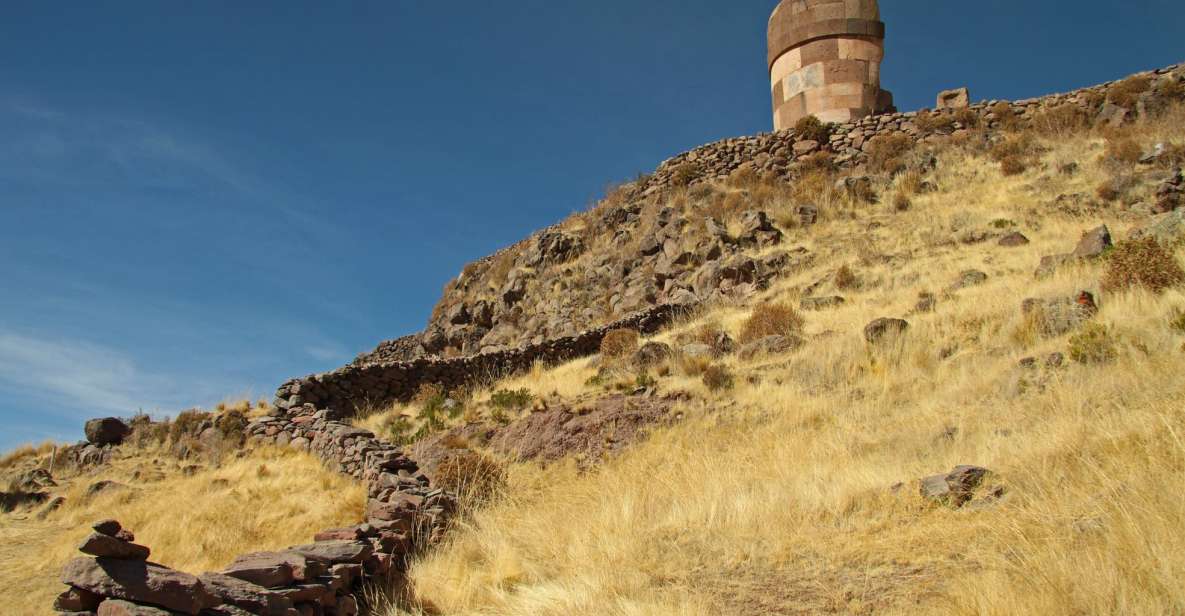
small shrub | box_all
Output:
[490,388,533,412]
[600,328,640,360]
[999,155,1028,176]
[1107,75,1152,108]
[1095,181,1121,202]
[434,451,507,507]
[170,410,210,443]
[990,133,1038,162]
[953,107,980,128]
[796,151,836,173]
[1157,78,1185,101]
[678,354,712,377]
[739,302,804,344]
[915,111,956,133]
[793,115,831,143]
[635,371,657,389]
[670,162,701,187]
[413,382,445,406]
[1170,309,1185,334]
[835,264,859,290]
[866,134,915,175]
[215,409,248,444]
[1101,237,1185,294]
[990,101,1021,131]
[892,193,912,212]
[1068,323,1119,364]
[1103,136,1143,165]
[1031,104,1087,136]
[701,364,735,391]
[897,170,924,196]
[382,416,416,446]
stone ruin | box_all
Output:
[768,0,894,129]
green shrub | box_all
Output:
[1101,237,1185,294]
[1069,323,1119,364]
[701,364,735,391]
[383,415,416,446]
[793,115,831,143]
[490,388,533,412]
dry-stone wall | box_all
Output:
[276,303,688,417]
[642,63,1183,190]
[54,407,455,615]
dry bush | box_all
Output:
[999,156,1028,176]
[796,151,836,174]
[670,162,701,188]
[600,328,640,360]
[689,322,733,355]
[677,354,712,377]
[1095,181,1121,202]
[1157,78,1185,101]
[990,133,1038,162]
[915,111,956,133]
[434,451,507,508]
[413,382,446,407]
[897,170,924,196]
[1170,309,1185,334]
[1068,323,1120,364]
[1108,75,1152,108]
[865,133,915,175]
[990,101,1021,131]
[1101,237,1185,294]
[1031,104,1088,136]
[701,364,734,391]
[1102,135,1143,165]
[834,264,859,290]
[169,410,210,444]
[739,302,804,344]
[893,193,912,211]
[953,107,980,128]
[726,165,759,189]
[793,115,831,143]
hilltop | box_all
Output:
[2,62,1184,615]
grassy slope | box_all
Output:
[394,112,1185,614]
[0,444,365,614]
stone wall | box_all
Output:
[276,303,690,417]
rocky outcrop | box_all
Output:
[85,418,131,446]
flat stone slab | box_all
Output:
[61,557,219,615]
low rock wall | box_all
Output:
[275,303,690,417]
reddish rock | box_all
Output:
[54,586,103,611]
[198,572,294,615]
[92,520,123,537]
[288,541,373,565]
[223,552,323,589]
[998,231,1030,247]
[312,527,362,542]
[60,557,219,615]
[863,318,909,344]
[97,599,174,615]
[79,532,151,561]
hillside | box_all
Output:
[3,62,1184,616]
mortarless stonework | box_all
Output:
[768,0,893,129]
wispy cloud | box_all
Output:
[0,331,177,417]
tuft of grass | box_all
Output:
[1068,323,1120,364]
[1107,75,1152,108]
[700,364,734,392]
[865,133,915,175]
[738,302,804,344]
[1101,237,1185,294]
[835,264,859,290]
[600,328,640,361]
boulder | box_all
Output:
[864,318,910,344]
[997,232,1030,247]
[85,418,131,446]
[792,140,819,156]
[54,587,104,612]
[800,296,844,311]
[93,520,124,538]
[78,532,151,561]
[222,552,322,589]
[949,269,988,291]
[738,335,803,360]
[920,465,992,507]
[96,599,175,616]
[936,87,970,110]
[60,557,219,615]
[198,572,293,615]
[1034,254,1072,279]
[287,541,373,565]
[1131,209,1185,244]
[1070,225,1112,259]
[634,342,673,368]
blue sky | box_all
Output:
[1,1,1181,450]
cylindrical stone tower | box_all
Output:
[768,0,893,130]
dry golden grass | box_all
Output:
[0,445,365,614]
[387,108,1185,615]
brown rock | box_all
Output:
[312,527,363,542]
[997,232,1030,247]
[60,557,219,615]
[1070,225,1113,259]
[85,417,131,445]
[864,318,909,344]
[287,541,373,565]
[920,465,992,507]
[92,520,123,537]
[79,532,151,561]
[96,599,175,616]
[198,572,293,615]
[936,87,970,110]
[222,551,322,589]
[54,587,104,612]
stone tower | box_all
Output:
[768,0,893,130]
